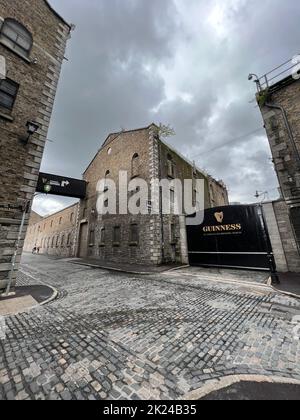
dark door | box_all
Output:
[186,205,272,270]
[78,223,88,258]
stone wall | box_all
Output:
[0,0,71,289]
[260,77,300,252]
[263,200,300,273]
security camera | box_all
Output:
[248,74,254,81]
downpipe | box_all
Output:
[265,102,300,167]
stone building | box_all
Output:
[0,0,72,290]
[23,203,78,258]
[256,61,300,272]
[24,124,229,266]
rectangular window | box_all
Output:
[89,230,95,246]
[170,223,176,244]
[0,78,19,110]
[170,189,175,213]
[100,228,106,245]
[113,226,121,244]
[130,224,139,244]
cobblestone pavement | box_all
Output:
[0,254,300,400]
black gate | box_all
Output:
[186,205,273,270]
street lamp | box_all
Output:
[248,73,262,92]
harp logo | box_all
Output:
[214,212,224,223]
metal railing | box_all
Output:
[249,55,300,92]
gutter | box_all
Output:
[265,102,300,167]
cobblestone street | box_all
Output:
[0,254,300,400]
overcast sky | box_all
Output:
[33,0,300,216]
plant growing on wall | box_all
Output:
[156,123,176,139]
[256,88,270,107]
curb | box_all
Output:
[0,286,58,317]
[0,269,60,317]
[163,270,273,292]
[69,261,154,275]
[271,285,300,300]
[182,374,300,400]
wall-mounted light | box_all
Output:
[20,121,40,145]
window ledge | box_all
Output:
[113,242,120,247]
[0,40,32,63]
[99,243,105,248]
[0,111,14,122]
[129,242,139,247]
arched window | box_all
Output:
[0,18,33,57]
[167,153,175,178]
[131,153,140,178]
[104,170,110,192]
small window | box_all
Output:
[0,18,33,57]
[89,230,95,246]
[67,233,71,246]
[170,189,175,212]
[61,235,65,247]
[132,153,140,178]
[56,236,59,248]
[130,224,139,244]
[167,154,175,178]
[113,226,121,244]
[50,220,53,228]
[100,228,106,245]
[0,78,19,110]
[170,223,176,244]
[70,213,74,222]
[59,217,62,225]
[51,237,55,248]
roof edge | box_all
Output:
[44,0,72,29]
[83,124,156,175]
[37,202,79,222]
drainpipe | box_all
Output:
[265,102,300,167]
[157,139,165,263]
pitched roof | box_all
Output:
[83,124,156,175]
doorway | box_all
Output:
[78,223,88,258]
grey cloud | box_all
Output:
[36,0,299,214]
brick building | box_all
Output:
[23,203,78,257]
[24,124,229,266]
[0,0,72,290]
[255,60,300,272]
